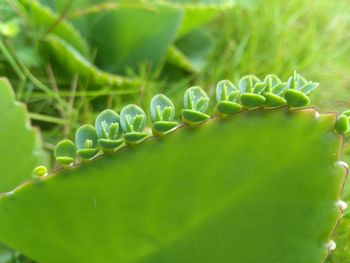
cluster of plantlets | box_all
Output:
[31,72,346,173]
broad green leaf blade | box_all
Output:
[80,4,183,74]
[0,108,345,263]
[0,78,44,192]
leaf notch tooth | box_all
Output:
[326,240,337,253]
[336,200,347,213]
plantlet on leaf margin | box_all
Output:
[54,140,76,166]
[284,71,319,107]
[215,80,242,116]
[239,75,266,108]
[75,124,99,160]
[95,109,124,151]
[32,166,47,177]
[182,86,210,125]
[150,94,178,135]
[262,74,287,107]
[335,110,350,134]
[120,104,148,144]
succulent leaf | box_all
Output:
[182,86,210,125]
[120,104,148,143]
[0,108,345,263]
[335,111,350,134]
[272,82,288,95]
[264,74,281,92]
[95,110,121,140]
[150,94,178,134]
[95,110,124,151]
[215,80,242,115]
[215,80,238,102]
[32,166,47,177]
[252,82,267,94]
[263,92,287,107]
[299,81,319,95]
[54,140,76,166]
[151,94,176,122]
[284,89,310,107]
[239,75,260,93]
[75,124,99,160]
[240,93,266,108]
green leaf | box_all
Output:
[263,92,287,107]
[95,110,121,140]
[184,86,209,112]
[215,80,238,102]
[284,89,310,107]
[54,140,76,166]
[0,78,44,192]
[120,104,148,143]
[32,166,47,177]
[79,3,183,74]
[44,35,138,87]
[75,124,99,160]
[239,75,261,93]
[0,108,345,263]
[175,29,214,71]
[335,115,350,134]
[20,0,90,57]
[300,82,319,95]
[150,94,176,122]
[183,86,210,125]
[240,93,266,108]
[176,4,230,38]
[263,74,281,92]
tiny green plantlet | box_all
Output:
[151,94,178,135]
[120,104,148,144]
[95,109,124,151]
[75,124,99,160]
[215,80,242,116]
[182,86,210,125]
[335,110,350,134]
[239,75,267,108]
[262,74,288,107]
[0,73,348,263]
[284,71,319,107]
[32,166,47,178]
[54,140,76,166]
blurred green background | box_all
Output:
[1,0,350,262]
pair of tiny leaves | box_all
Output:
[335,110,350,134]
[284,72,319,107]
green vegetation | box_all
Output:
[1,0,350,262]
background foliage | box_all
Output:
[1,0,350,262]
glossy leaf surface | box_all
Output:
[0,78,44,192]
[0,108,345,263]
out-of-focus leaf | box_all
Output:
[0,78,45,192]
[175,29,214,71]
[78,3,183,74]
[176,4,227,38]
[166,45,197,73]
[19,0,90,58]
[44,35,139,86]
